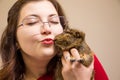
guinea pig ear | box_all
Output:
[64,28,85,40]
[64,27,70,32]
[73,30,85,40]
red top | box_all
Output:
[37,55,109,80]
[37,73,52,80]
[94,55,109,80]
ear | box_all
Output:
[63,27,71,32]
[16,42,20,50]
[68,28,85,39]
[75,31,85,39]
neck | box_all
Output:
[22,54,53,80]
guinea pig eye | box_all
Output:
[63,41,69,46]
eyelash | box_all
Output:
[26,21,39,26]
[50,21,59,24]
[26,21,59,25]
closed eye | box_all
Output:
[26,21,39,26]
[50,21,59,25]
[23,17,40,26]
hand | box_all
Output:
[61,48,94,80]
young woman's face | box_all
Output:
[17,1,63,60]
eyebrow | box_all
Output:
[24,14,58,19]
[48,14,58,17]
[23,14,39,19]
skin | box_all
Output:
[62,49,94,80]
[17,1,63,79]
[16,1,93,80]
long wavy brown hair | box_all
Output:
[0,0,68,80]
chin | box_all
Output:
[41,47,55,56]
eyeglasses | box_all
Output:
[18,16,68,28]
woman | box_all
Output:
[0,0,108,80]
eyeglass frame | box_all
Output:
[17,16,68,28]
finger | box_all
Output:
[89,56,94,69]
[70,48,80,60]
[63,51,71,62]
[61,56,66,66]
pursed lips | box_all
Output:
[40,38,54,45]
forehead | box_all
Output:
[19,0,58,22]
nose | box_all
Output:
[41,22,51,35]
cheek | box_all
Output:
[17,31,32,49]
[52,25,63,36]
[16,28,40,50]
[17,27,40,41]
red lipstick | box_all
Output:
[41,38,54,45]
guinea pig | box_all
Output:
[54,28,94,80]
